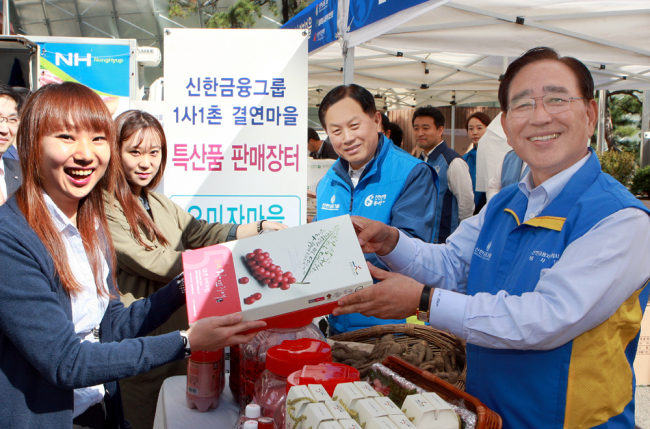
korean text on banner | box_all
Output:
[164,29,309,227]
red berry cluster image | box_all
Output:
[244,248,296,291]
[243,293,263,305]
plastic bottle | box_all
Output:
[255,339,332,422]
[186,349,225,412]
[234,404,261,429]
[239,322,325,412]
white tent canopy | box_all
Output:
[307,0,650,109]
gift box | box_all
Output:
[182,215,373,331]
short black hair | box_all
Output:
[499,46,594,112]
[388,122,403,147]
[318,84,377,129]
[412,105,445,129]
[0,83,21,112]
[308,127,320,141]
[380,113,390,132]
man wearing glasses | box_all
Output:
[333,47,650,428]
[0,84,22,205]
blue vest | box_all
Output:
[423,141,462,243]
[466,151,650,428]
[318,135,433,334]
[501,149,527,189]
[463,147,485,208]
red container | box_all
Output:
[285,363,360,396]
[255,339,332,419]
[186,350,225,412]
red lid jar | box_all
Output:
[286,363,360,396]
[254,339,331,419]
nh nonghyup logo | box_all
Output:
[321,194,340,211]
[474,241,493,261]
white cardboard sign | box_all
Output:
[164,29,308,226]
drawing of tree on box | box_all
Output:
[300,225,340,284]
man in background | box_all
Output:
[413,106,474,243]
[0,84,22,204]
[308,127,338,160]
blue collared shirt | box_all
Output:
[380,153,650,350]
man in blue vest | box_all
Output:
[315,84,438,334]
[333,47,650,428]
[413,106,474,243]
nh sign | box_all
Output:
[55,53,92,67]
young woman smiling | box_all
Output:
[105,110,286,429]
[462,112,492,214]
[0,82,266,429]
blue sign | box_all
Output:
[348,0,430,33]
[282,0,337,53]
[37,42,130,97]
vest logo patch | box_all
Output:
[434,165,441,173]
[474,241,493,261]
[529,250,560,264]
[321,194,340,211]
[364,194,387,207]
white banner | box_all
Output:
[164,29,309,227]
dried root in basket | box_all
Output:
[331,334,463,381]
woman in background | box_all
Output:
[462,112,491,214]
[106,110,286,429]
[0,82,265,429]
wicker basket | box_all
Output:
[329,323,467,390]
[382,356,502,429]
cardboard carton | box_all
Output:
[182,215,372,331]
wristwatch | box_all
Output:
[416,285,434,322]
[180,330,191,357]
[257,219,267,233]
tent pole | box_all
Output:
[450,91,456,151]
[641,90,650,168]
[3,0,9,35]
[596,90,607,153]
[343,45,355,84]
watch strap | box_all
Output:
[419,285,433,312]
[180,330,191,357]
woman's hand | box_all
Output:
[236,220,288,239]
[186,313,266,351]
[261,220,288,232]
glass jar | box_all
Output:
[254,339,332,420]
[239,322,325,412]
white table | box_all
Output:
[153,374,240,429]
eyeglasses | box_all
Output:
[0,117,19,125]
[507,94,584,118]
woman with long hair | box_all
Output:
[106,109,286,429]
[463,112,492,214]
[0,82,265,428]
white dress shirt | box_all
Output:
[475,113,509,192]
[0,157,7,203]
[44,193,110,418]
[380,153,650,351]
[485,158,528,202]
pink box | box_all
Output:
[182,215,373,330]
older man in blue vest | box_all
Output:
[333,47,650,428]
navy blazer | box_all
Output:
[0,197,187,429]
[3,157,21,197]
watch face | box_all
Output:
[417,311,429,322]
